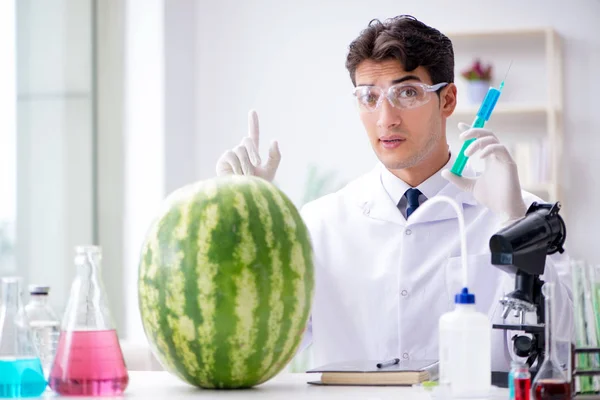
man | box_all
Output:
[215,15,573,372]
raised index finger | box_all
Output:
[248,110,260,149]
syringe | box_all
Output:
[450,63,511,176]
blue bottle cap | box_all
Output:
[455,287,475,304]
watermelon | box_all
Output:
[137,175,315,389]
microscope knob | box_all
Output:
[514,335,533,357]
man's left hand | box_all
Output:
[442,122,527,222]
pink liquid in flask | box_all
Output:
[49,329,128,396]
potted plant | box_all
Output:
[461,59,493,104]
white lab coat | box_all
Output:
[299,163,573,372]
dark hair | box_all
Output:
[345,15,454,87]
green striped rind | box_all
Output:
[138,175,315,389]
[138,211,183,380]
[247,179,284,380]
[256,182,312,384]
[227,190,258,384]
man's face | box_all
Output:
[354,59,454,171]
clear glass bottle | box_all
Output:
[48,246,128,396]
[24,285,60,379]
[0,277,47,398]
[531,282,570,400]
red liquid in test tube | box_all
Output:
[514,377,531,400]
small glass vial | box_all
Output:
[24,285,60,379]
[509,360,519,400]
[512,361,531,400]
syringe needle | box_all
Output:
[499,60,513,91]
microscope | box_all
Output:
[488,201,567,387]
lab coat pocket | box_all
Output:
[444,253,501,313]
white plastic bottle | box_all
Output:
[439,287,491,398]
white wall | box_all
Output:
[192,0,600,264]
[165,0,197,195]
[122,0,166,341]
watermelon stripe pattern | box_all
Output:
[138,176,315,389]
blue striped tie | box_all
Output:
[405,188,422,218]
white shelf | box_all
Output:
[451,104,549,119]
[445,27,563,206]
[446,27,554,39]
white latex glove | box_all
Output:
[215,110,281,182]
[442,122,527,222]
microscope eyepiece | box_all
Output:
[489,202,566,276]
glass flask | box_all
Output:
[48,246,129,396]
[24,285,60,379]
[531,282,570,400]
[0,277,47,398]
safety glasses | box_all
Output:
[353,82,448,112]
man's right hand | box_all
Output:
[215,110,281,182]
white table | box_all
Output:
[41,371,509,399]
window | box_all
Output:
[11,0,95,315]
[0,0,17,275]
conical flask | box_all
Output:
[0,277,47,398]
[48,246,129,396]
[531,282,570,400]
